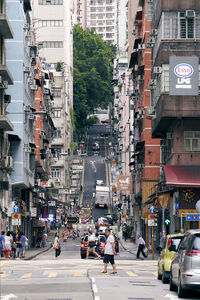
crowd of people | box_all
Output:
[0,230,28,259]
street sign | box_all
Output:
[149,205,155,214]
[186,214,200,221]
[31,207,37,217]
[11,213,21,220]
[165,219,170,225]
[12,219,21,226]
[13,205,19,213]
[67,216,79,224]
[148,219,157,226]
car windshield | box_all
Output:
[168,237,182,250]
[99,236,106,242]
[193,234,200,250]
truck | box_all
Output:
[95,185,110,208]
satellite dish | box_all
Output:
[195,200,200,213]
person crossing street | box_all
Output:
[136,235,147,260]
[102,228,117,274]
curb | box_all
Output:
[24,245,52,261]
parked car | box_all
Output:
[170,230,200,298]
[80,234,106,259]
[95,217,110,229]
[158,233,183,283]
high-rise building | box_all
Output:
[0,0,13,232]
[86,0,117,44]
[31,0,74,205]
[75,0,87,29]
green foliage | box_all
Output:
[73,24,115,138]
[70,141,77,153]
[56,61,64,72]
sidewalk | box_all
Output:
[118,229,159,260]
[0,229,56,262]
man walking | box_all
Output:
[102,228,117,274]
[0,231,5,258]
[136,234,147,260]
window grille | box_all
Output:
[184,131,200,152]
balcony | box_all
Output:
[0,115,14,131]
[0,65,13,84]
[0,14,13,39]
[152,94,200,138]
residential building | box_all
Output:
[75,0,87,29]
[86,0,117,44]
[0,0,13,232]
[129,0,160,241]
[6,0,35,239]
[150,0,200,232]
[31,0,74,205]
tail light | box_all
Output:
[81,244,85,248]
[168,239,172,247]
[100,243,105,248]
[186,250,200,257]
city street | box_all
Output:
[1,227,200,300]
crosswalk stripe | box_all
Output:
[0,273,7,279]
[101,273,110,276]
[21,273,32,279]
[48,272,58,278]
[152,272,157,277]
[74,271,83,277]
[126,271,137,277]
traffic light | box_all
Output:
[164,208,170,226]
[154,209,159,224]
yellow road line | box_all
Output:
[74,271,82,277]
[0,273,7,279]
[152,272,157,277]
[21,273,32,279]
[126,271,137,277]
[48,272,58,278]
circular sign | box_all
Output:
[195,200,200,213]
[174,63,193,78]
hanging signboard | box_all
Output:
[117,175,132,191]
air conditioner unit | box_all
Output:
[24,105,31,112]
[146,106,156,119]
[138,44,145,50]
[25,147,32,153]
[0,79,8,89]
[5,156,13,169]
[23,23,29,30]
[148,79,157,89]
[147,37,155,44]
[153,66,162,74]
[30,85,38,91]
[167,132,174,139]
[24,66,30,74]
[40,131,46,137]
[186,10,195,18]
[138,75,144,81]
[147,42,154,48]
[54,178,60,183]
[150,29,158,36]
[28,114,35,120]
[132,29,136,35]
[4,94,11,103]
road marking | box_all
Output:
[74,271,82,277]
[126,271,137,277]
[0,294,18,300]
[95,297,100,300]
[101,273,110,276]
[21,273,32,279]
[152,271,157,277]
[48,272,58,278]
[164,294,178,299]
[0,273,7,279]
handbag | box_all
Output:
[89,241,96,248]
[53,244,59,250]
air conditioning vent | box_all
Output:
[148,79,157,89]
[138,44,145,50]
[186,10,195,18]
[146,106,156,119]
[30,85,38,91]
[150,29,158,36]
[24,105,31,112]
[24,147,32,153]
[24,66,30,74]
[28,114,35,120]
[153,66,162,74]
[138,75,144,81]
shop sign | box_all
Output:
[117,175,132,191]
[169,56,199,96]
[186,214,200,221]
[32,219,46,227]
[39,181,52,188]
[31,207,37,217]
[48,201,56,206]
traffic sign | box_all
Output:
[12,219,21,226]
[11,213,21,220]
[13,205,19,213]
[186,214,200,221]
[148,219,157,226]
[165,219,170,225]
[149,205,155,214]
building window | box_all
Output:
[53,128,62,138]
[38,20,63,27]
[42,41,63,48]
[38,0,63,4]
[179,12,195,39]
[52,147,62,158]
[184,131,200,152]
[106,0,113,3]
[53,109,61,118]
[51,168,60,178]
[52,88,61,97]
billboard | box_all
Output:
[169,56,199,96]
[117,175,132,192]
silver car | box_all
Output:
[170,229,200,298]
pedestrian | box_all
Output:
[11,232,16,258]
[53,232,61,258]
[0,231,6,258]
[95,232,100,255]
[122,223,128,241]
[4,231,12,258]
[15,233,22,258]
[180,227,185,234]
[136,234,147,260]
[42,232,47,247]
[158,232,165,253]
[21,232,28,258]
[86,231,101,259]
[102,228,117,274]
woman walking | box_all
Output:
[4,231,12,259]
[53,232,61,258]
[86,231,101,259]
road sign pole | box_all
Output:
[152,226,154,260]
[162,207,165,234]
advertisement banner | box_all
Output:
[117,175,132,192]
[169,56,199,96]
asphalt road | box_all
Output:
[1,229,200,300]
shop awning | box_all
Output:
[163,165,200,188]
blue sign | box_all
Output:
[13,205,19,213]
[150,205,155,214]
[186,214,200,221]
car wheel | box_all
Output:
[162,269,168,284]
[178,276,187,298]
[169,272,176,291]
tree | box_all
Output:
[73,25,115,139]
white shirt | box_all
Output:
[88,234,95,242]
[138,237,145,245]
[5,236,11,246]
[105,234,115,255]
